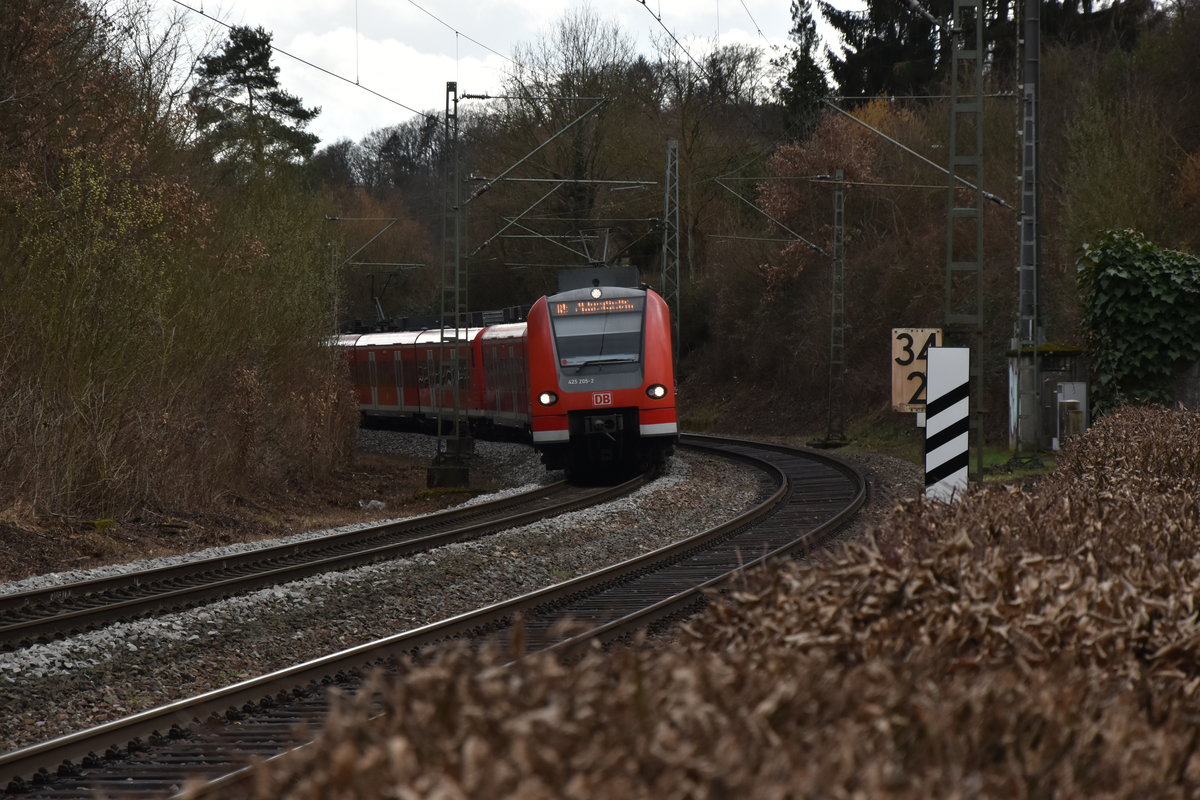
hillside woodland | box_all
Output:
[3,0,1199,521]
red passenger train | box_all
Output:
[340,279,677,478]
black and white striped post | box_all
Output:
[924,347,970,502]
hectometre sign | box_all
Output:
[891,328,942,412]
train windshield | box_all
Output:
[550,298,644,371]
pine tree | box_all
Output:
[773,0,830,140]
[189,25,319,171]
[818,0,944,99]
[817,0,1156,100]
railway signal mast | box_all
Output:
[943,0,987,480]
[429,81,471,488]
[661,139,681,358]
[1015,0,1042,454]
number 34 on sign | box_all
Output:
[891,328,942,412]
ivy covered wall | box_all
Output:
[1077,229,1200,412]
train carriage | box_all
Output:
[343,280,677,480]
[475,322,530,433]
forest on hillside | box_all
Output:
[2,0,1196,516]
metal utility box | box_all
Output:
[1053,381,1088,451]
[1007,345,1090,450]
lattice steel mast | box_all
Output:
[430,81,471,488]
[661,139,681,356]
[944,0,987,479]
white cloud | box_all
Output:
[173,0,864,147]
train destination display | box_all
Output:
[551,297,644,316]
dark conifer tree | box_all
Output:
[189,25,319,172]
[818,0,945,99]
[817,0,1157,100]
[774,0,830,139]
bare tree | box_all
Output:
[105,0,215,150]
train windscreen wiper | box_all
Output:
[565,355,639,372]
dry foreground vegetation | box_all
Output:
[189,406,1200,800]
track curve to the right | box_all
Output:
[526,432,869,653]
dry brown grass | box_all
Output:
[1,151,358,519]
[196,406,1200,799]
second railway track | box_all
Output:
[0,476,649,651]
[1,435,866,798]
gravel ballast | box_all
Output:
[0,433,776,753]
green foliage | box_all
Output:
[1077,229,1200,410]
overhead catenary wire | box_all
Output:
[721,175,950,190]
[714,178,828,255]
[735,0,772,46]
[636,0,823,248]
[507,216,661,223]
[836,93,1017,100]
[823,98,1015,209]
[634,0,710,76]
[172,0,436,120]
[403,0,517,65]
[711,235,804,242]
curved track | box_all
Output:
[0,436,866,798]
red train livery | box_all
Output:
[340,283,677,477]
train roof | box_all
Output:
[479,322,528,341]
[345,327,486,347]
[546,284,649,303]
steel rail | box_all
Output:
[545,433,868,655]
[0,437,865,798]
[0,476,647,650]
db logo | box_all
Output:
[592,392,613,406]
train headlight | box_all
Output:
[646,384,668,399]
[537,391,559,406]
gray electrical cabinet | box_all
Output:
[1053,381,1088,451]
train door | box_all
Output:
[506,344,517,415]
[420,349,436,413]
[400,350,410,412]
[401,345,419,411]
[367,351,378,409]
[350,349,372,406]
[515,341,529,416]
[488,344,501,413]
[375,350,397,407]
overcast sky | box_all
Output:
[164,0,863,149]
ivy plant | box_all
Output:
[1077,229,1200,411]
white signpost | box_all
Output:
[924,347,970,502]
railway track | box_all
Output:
[0,435,866,798]
[0,477,648,651]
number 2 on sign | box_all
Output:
[906,370,927,405]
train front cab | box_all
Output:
[527,285,677,478]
